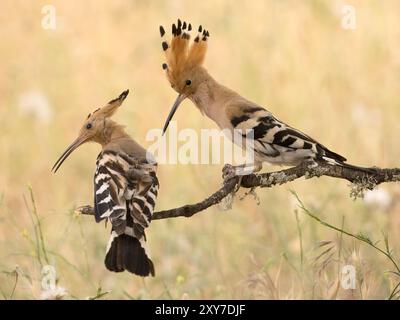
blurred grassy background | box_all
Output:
[0,0,400,299]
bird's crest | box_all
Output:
[159,19,210,83]
[87,89,129,121]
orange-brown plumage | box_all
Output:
[160,19,209,93]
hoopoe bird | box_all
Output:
[52,90,158,277]
[159,20,375,177]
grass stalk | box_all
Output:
[28,185,50,265]
[291,190,400,300]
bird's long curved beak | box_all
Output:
[52,136,87,173]
[162,94,186,135]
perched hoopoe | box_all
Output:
[159,20,375,177]
[52,90,158,277]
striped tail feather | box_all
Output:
[320,151,377,174]
[104,231,155,277]
[321,156,378,174]
[321,147,347,163]
[318,144,377,174]
[104,202,155,277]
[334,161,378,174]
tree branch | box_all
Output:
[76,161,400,221]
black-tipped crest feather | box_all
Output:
[108,89,129,104]
[159,25,165,37]
[160,20,209,78]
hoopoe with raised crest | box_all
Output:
[159,19,375,178]
[52,90,158,277]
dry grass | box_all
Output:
[0,0,400,299]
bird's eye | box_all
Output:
[185,79,192,86]
[86,123,92,129]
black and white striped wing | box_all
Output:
[94,150,159,235]
[230,106,346,165]
[126,172,159,240]
[93,151,128,233]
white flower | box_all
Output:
[18,89,53,124]
[363,188,392,211]
[351,103,381,127]
[40,286,68,300]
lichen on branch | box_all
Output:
[76,160,400,220]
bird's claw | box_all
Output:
[74,205,94,216]
[222,164,237,183]
[222,164,243,193]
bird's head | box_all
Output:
[159,19,210,134]
[52,90,129,173]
